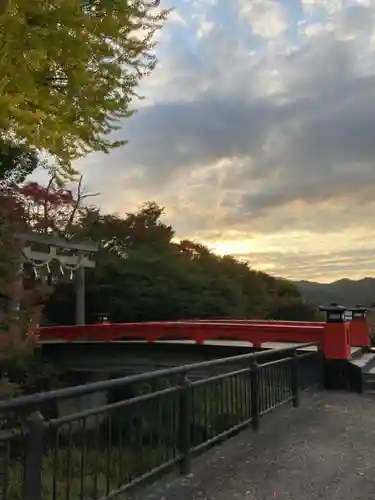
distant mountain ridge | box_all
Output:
[294,277,375,308]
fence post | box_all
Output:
[292,351,300,408]
[251,360,260,431]
[23,411,45,500]
[178,373,192,475]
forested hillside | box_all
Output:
[39,193,317,324]
[295,278,375,308]
[1,156,318,328]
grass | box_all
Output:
[6,443,176,500]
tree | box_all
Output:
[0,167,73,396]
[0,138,40,183]
[0,174,92,349]
[0,185,42,358]
[17,174,98,237]
[43,199,313,325]
[0,141,37,346]
[0,1,169,176]
[0,138,47,325]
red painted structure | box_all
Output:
[349,308,370,347]
[38,321,323,345]
[323,319,352,360]
[186,317,370,352]
[190,319,326,326]
[37,307,371,360]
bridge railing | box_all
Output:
[0,343,321,500]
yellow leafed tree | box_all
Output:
[0,0,169,178]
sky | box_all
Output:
[57,0,375,282]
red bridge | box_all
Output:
[38,305,370,361]
[5,305,375,500]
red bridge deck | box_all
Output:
[38,320,323,346]
[37,313,371,360]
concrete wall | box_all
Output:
[40,341,257,377]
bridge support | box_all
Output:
[348,305,370,347]
[320,305,352,390]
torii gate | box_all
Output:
[14,232,98,325]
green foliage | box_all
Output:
[7,443,173,500]
[4,369,296,500]
[0,343,63,396]
[44,201,318,324]
[0,1,169,176]
[0,138,41,183]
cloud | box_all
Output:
[76,0,375,280]
[240,0,289,39]
[235,247,375,282]
[208,230,375,281]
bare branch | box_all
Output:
[43,174,56,234]
[64,175,99,237]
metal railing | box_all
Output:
[0,343,322,500]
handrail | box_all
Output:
[0,342,323,500]
[0,342,319,412]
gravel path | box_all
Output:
[127,391,375,500]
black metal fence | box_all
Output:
[0,343,322,500]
